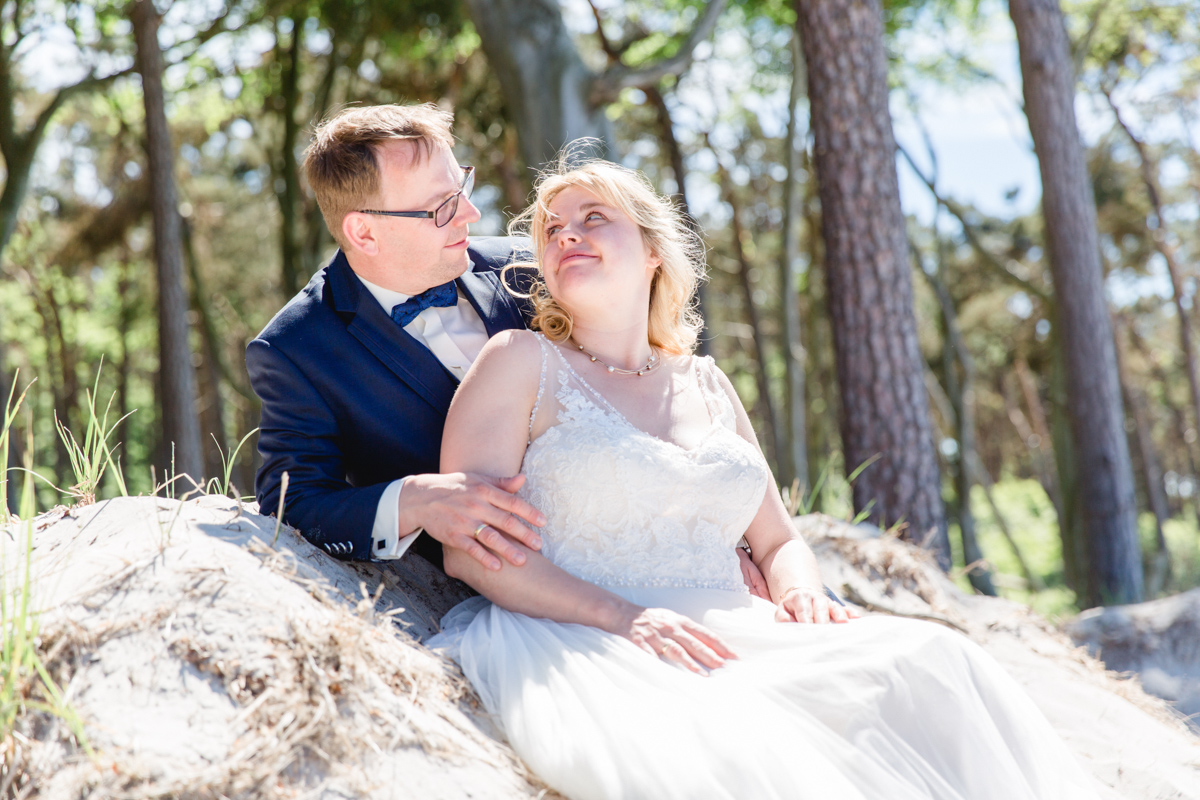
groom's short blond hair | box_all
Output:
[304,104,455,248]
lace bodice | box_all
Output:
[518,334,771,593]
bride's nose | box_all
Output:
[553,225,582,246]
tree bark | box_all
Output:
[1112,315,1171,597]
[1046,331,1087,593]
[1010,354,1067,528]
[801,147,831,509]
[921,244,996,595]
[300,23,356,276]
[777,30,808,490]
[28,270,76,485]
[1009,0,1142,606]
[276,12,304,297]
[183,217,228,480]
[795,0,948,565]
[463,0,724,170]
[115,257,135,431]
[132,0,204,485]
[463,0,612,169]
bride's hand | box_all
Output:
[774,586,859,624]
[612,606,738,674]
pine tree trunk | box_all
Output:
[924,248,996,595]
[801,148,830,509]
[183,218,227,480]
[132,0,204,485]
[1009,0,1142,606]
[1012,355,1066,528]
[115,256,134,426]
[462,0,612,170]
[1112,315,1171,597]
[276,12,304,297]
[795,0,948,565]
[778,30,808,490]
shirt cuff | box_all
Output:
[371,478,422,560]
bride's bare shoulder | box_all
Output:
[461,329,545,389]
[479,328,543,363]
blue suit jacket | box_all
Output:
[247,237,532,569]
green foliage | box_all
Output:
[0,375,32,519]
[0,386,92,764]
[52,365,132,505]
[964,479,1079,621]
[206,427,259,499]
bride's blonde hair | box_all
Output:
[505,155,707,355]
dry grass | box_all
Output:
[6,526,559,800]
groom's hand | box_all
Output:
[737,548,771,600]
[398,472,546,571]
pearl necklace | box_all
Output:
[572,340,660,376]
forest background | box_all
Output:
[1,0,1198,619]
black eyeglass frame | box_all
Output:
[358,165,475,228]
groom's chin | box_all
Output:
[440,249,473,280]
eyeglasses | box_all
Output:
[358,165,475,228]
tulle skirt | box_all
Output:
[430,586,1101,800]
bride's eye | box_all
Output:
[546,224,562,237]
[586,211,606,222]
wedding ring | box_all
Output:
[472,523,488,539]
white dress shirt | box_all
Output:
[357,274,490,560]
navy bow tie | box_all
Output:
[390,281,458,327]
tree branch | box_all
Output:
[9,0,29,52]
[25,64,136,153]
[586,0,620,60]
[897,143,1052,303]
[164,1,256,65]
[0,43,16,158]
[590,0,726,105]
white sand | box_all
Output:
[4,498,1198,799]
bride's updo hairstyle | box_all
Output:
[505,152,707,355]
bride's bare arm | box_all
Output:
[441,330,736,669]
[710,368,855,624]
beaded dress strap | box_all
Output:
[696,355,737,431]
[544,340,625,419]
[528,333,551,443]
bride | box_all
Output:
[428,159,1101,799]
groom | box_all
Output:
[247,103,769,596]
[247,103,545,573]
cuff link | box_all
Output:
[323,541,352,556]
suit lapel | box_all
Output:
[457,268,525,336]
[329,252,458,417]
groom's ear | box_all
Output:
[342,212,379,256]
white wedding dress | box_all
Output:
[430,334,1099,800]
